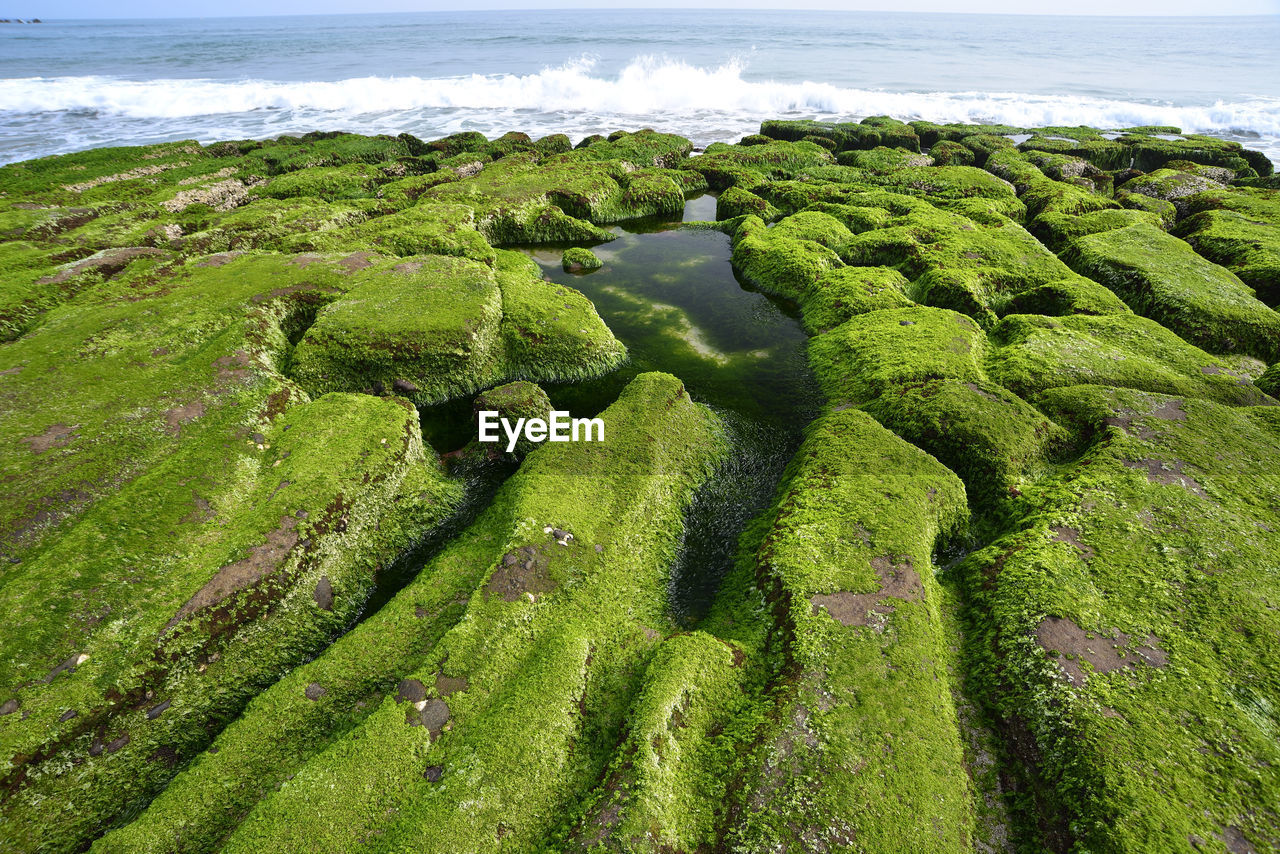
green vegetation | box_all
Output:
[290,251,626,405]
[1062,222,1280,362]
[3,120,1280,854]
[1176,186,1280,305]
[561,245,603,272]
[726,409,973,850]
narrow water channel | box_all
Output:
[524,196,823,625]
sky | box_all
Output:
[8,0,1280,18]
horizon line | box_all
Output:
[8,7,1280,21]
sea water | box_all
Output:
[1,9,1278,164]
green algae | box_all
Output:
[3,120,1280,853]
[0,250,462,853]
[289,251,626,405]
[561,245,602,272]
[196,373,727,854]
[727,408,974,851]
[1061,222,1280,362]
[760,117,922,153]
[1175,186,1280,305]
[987,313,1276,407]
[94,372,726,854]
[960,387,1280,851]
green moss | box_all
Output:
[419,151,676,242]
[983,147,1047,194]
[760,117,921,153]
[1175,186,1280,305]
[987,313,1275,406]
[927,140,976,167]
[7,120,1280,852]
[726,409,973,850]
[1022,150,1112,193]
[1115,188,1178,228]
[1120,167,1226,215]
[534,133,573,157]
[469,380,553,456]
[244,132,421,175]
[289,251,626,405]
[729,214,844,311]
[190,372,726,854]
[377,170,471,208]
[1005,275,1132,317]
[715,185,779,221]
[958,133,1019,167]
[561,630,753,851]
[179,197,376,255]
[1122,133,1269,177]
[1257,362,1280,398]
[832,194,1080,319]
[94,372,724,854]
[560,128,693,169]
[835,146,932,172]
[257,163,386,201]
[561,246,603,272]
[810,306,986,406]
[349,202,497,264]
[1020,176,1118,219]
[804,266,915,331]
[0,139,210,205]
[0,250,462,853]
[1033,208,1165,253]
[1061,222,1280,362]
[690,139,835,191]
[960,386,1280,850]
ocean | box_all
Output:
[1,10,1278,165]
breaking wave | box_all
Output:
[2,56,1279,136]
[3,57,1278,165]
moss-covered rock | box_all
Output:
[1114,188,1178,228]
[726,408,972,850]
[1258,362,1280,397]
[1175,186,1280,305]
[987,312,1275,406]
[760,117,921,153]
[1033,208,1165,253]
[1061,222,1280,362]
[961,386,1280,850]
[1120,167,1226,216]
[714,184,779,221]
[158,372,727,854]
[0,251,462,853]
[924,139,974,167]
[420,152,656,243]
[691,138,835,192]
[561,245,603,272]
[258,162,386,201]
[290,251,626,405]
[5,119,1280,852]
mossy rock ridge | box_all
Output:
[960,386,1280,851]
[109,372,728,853]
[0,253,462,854]
[723,408,975,850]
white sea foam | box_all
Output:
[2,57,1278,165]
[2,57,1278,137]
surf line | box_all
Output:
[478,410,605,453]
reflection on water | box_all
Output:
[410,194,820,624]
[526,195,822,624]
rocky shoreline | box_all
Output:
[1,118,1279,852]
